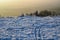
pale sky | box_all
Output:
[0,0,60,16]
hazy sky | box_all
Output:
[0,0,60,16]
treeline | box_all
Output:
[20,10,60,17]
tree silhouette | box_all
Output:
[39,10,51,17]
[20,10,59,17]
[34,10,39,16]
[20,14,24,17]
[29,13,33,16]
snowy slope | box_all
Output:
[0,16,60,40]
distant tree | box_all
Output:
[34,10,39,16]
[29,13,33,16]
[19,10,60,17]
[39,10,51,17]
[51,11,56,16]
[20,14,24,17]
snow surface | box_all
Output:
[0,16,60,40]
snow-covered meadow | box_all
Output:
[0,16,60,40]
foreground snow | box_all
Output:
[0,16,60,40]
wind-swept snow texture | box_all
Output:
[0,16,60,40]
